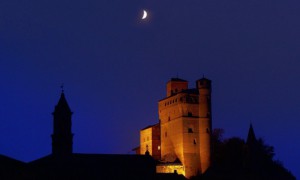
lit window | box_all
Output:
[158,146,161,150]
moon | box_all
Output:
[142,10,148,20]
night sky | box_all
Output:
[0,0,299,178]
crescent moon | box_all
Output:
[142,10,148,20]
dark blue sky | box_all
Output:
[0,0,299,178]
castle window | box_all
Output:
[188,128,193,133]
[158,146,161,150]
[188,112,192,117]
[193,139,197,145]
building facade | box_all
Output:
[139,77,212,178]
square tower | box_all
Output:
[138,77,212,178]
[159,78,212,178]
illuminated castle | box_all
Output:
[138,77,212,178]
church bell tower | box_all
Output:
[51,90,73,156]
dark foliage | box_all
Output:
[191,129,295,180]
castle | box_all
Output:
[137,77,212,178]
[1,78,295,179]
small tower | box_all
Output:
[166,78,188,97]
[51,90,73,156]
[196,77,212,173]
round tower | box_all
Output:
[196,78,212,173]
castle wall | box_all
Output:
[182,118,201,177]
[156,164,185,175]
[140,124,161,160]
[151,124,161,160]
[140,128,152,155]
[166,80,188,97]
[199,117,211,173]
[159,91,202,178]
[139,78,212,178]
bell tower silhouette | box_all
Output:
[51,88,73,156]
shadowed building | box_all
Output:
[25,91,161,180]
[139,77,212,178]
[0,154,24,179]
[51,92,73,156]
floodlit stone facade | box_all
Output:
[156,163,184,175]
[139,77,212,178]
[140,123,161,160]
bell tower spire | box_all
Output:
[51,90,73,156]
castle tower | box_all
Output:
[196,78,212,173]
[166,78,188,97]
[157,77,212,178]
[51,91,73,156]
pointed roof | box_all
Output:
[246,123,257,145]
[54,92,72,113]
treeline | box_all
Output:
[191,128,295,180]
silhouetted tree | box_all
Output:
[191,128,296,180]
